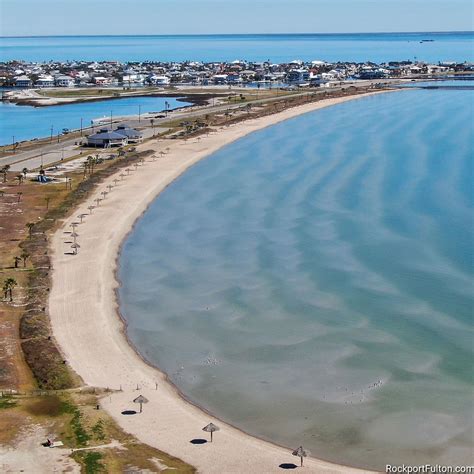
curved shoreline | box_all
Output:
[49,92,390,473]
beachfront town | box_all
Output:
[1,58,472,88]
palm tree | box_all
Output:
[26,222,35,239]
[2,165,10,183]
[16,175,23,185]
[20,251,30,268]
[22,167,28,178]
[14,256,21,268]
[17,192,23,203]
[86,155,95,175]
[3,278,17,302]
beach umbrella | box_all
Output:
[71,242,80,255]
[70,232,79,241]
[77,214,87,223]
[133,394,149,413]
[292,446,309,467]
[202,422,220,442]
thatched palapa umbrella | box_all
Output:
[202,422,220,442]
[133,394,149,413]
[71,242,80,255]
[292,446,309,467]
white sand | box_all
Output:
[49,93,386,473]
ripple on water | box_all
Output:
[119,88,474,470]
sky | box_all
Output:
[1,0,472,36]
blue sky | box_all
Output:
[1,0,472,36]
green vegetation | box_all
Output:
[91,419,106,441]
[0,395,17,409]
[60,399,91,447]
[73,451,105,473]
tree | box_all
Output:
[1,165,10,183]
[14,256,21,268]
[3,278,17,302]
[16,174,23,185]
[45,196,51,210]
[86,155,93,174]
[22,167,28,178]
[26,222,35,239]
[20,251,30,268]
[17,192,23,203]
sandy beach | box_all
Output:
[49,93,386,473]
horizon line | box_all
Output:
[1,30,473,39]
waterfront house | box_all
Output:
[87,128,127,147]
[213,74,228,85]
[55,75,75,87]
[14,75,32,87]
[35,75,55,88]
[287,69,310,85]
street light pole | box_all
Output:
[12,136,15,154]
[138,104,141,123]
[80,117,83,136]
[50,125,54,142]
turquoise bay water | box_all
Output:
[0,96,190,145]
[1,32,473,63]
[119,89,473,469]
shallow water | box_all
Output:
[0,95,189,145]
[1,32,473,63]
[119,88,473,469]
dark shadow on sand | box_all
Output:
[190,438,208,445]
[121,410,137,415]
[279,463,298,469]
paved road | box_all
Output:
[1,80,399,171]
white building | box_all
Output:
[149,75,170,86]
[35,75,55,88]
[55,75,75,87]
